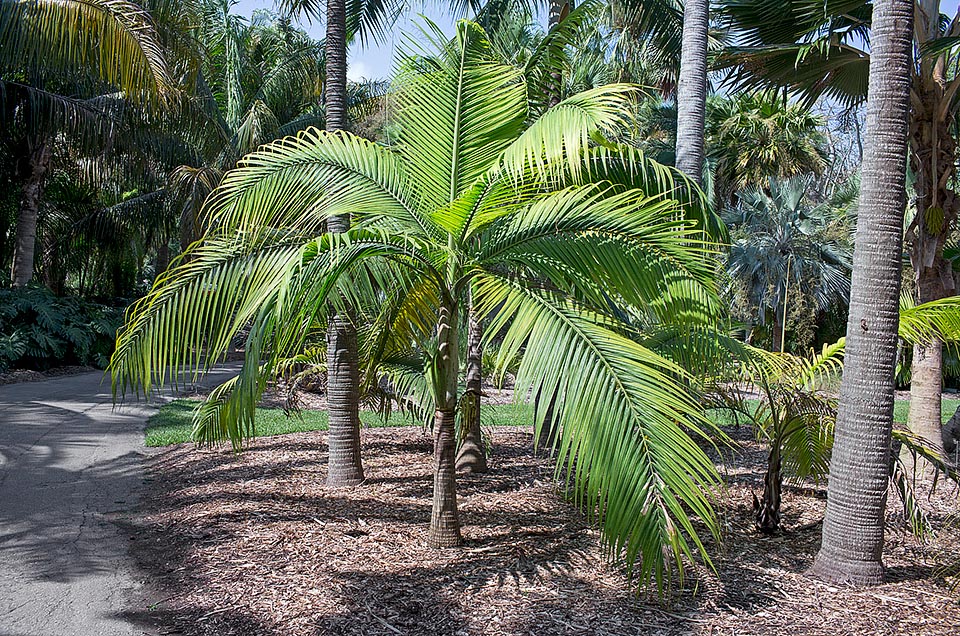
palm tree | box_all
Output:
[675,0,709,183]
[810,0,914,586]
[0,0,172,286]
[707,92,828,207]
[111,20,726,586]
[724,177,852,352]
[720,0,960,467]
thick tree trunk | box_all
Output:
[675,0,708,185]
[456,302,487,473]
[903,0,960,468]
[905,73,957,469]
[324,0,364,487]
[11,140,52,287]
[811,0,913,586]
[429,304,462,547]
[905,339,945,472]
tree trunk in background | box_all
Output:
[11,139,52,287]
[811,0,913,586]
[324,0,364,487]
[457,300,487,473]
[675,0,708,185]
[905,35,958,469]
[429,303,462,547]
[155,241,170,279]
[545,1,571,108]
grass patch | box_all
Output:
[147,396,960,447]
[146,399,536,447]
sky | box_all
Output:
[235,0,960,81]
[234,0,458,81]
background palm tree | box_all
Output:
[0,0,173,286]
[724,177,852,352]
[720,0,960,468]
[707,92,828,207]
[111,20,727,586]
[810,0,914,586]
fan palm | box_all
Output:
[112,20,727,588]
[724,177,852,352]
[706,92,828,207]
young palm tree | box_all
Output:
[810,0,914,586]
[675,0,708,183]
[112,21,726,586]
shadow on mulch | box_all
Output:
[117,425,960,636]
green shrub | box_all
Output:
[0,286,124,371]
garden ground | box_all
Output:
[121,406,960,635]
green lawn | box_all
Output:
[146,396,960,447]
[145,399,535,446]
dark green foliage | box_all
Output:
[0,286,123,371]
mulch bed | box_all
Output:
[0,365,97,385]
[120,423,960,636]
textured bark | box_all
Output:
[904,339,945,474]
[324,0,364,487]
[456,304,487,473]
[675,0,708,185]
[155,241,170,280]
[810,0,913,586]
[429,304,462,547]
[755,442,782,534]
[905,25,957,467]
[11,140,52,287]
[545,0,571,109]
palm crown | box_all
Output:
[112,20,728,587]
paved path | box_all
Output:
[0,369,234,636]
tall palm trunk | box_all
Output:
[457,297,487,473]
[429,303,462,547]
[324,0,363,486]
[11,139,52,287]
[811,0,913,586]
[545,1,571,109]
[904,47,958,467]
[675,0,708,185]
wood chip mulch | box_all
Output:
[119,424,960,636]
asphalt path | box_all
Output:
[0,368,234,635]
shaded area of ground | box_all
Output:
[122,425,960,636]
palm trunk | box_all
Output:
[456,301,487,473]
[324,0,364,487]
[11,139,52,287]
[429,303,462,547]
[905,73,957,468]
[675,0,708,185]
[754,441,782,534]
[545,1,571,109]
[811,0,913,586]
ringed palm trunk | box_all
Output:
[11,139,52,287]
[810,0,913,586]
[429,303,462,547]
[904,70,958,469]
[545,1,571,109]
[675,0,708,185]
[324,0,364,486]
[456,299,487,473]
